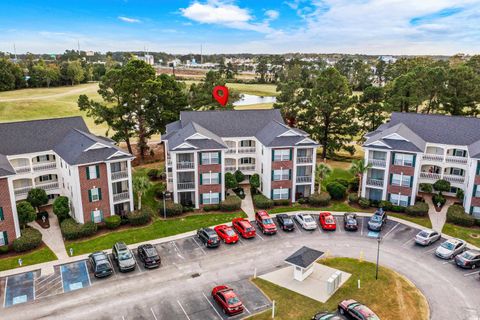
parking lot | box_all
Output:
[0,213,479,320]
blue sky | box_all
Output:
[1,0,479,55]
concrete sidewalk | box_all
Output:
[240,186,255,220]
[424,195,451,233]
[29,216,69,260]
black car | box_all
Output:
[276,214,295,231]
[454,250,480,269]
[367,209,387,231]
[312,311,345,320]
[137,244,161,268]
[88,251,113,278]
[197,227,220,248]
[343,213,358,231]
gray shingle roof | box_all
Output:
[166,122,228,151]
[284,246,324,269]
[0,154,15,177]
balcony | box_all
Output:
[177,162,195,170]
[237,147,256,154]
[366,178,384,187]
[443,174,465,184]
[167,177,173,183]
[32,162,56,172]
[177,182,195,190]
[14,166,31,174]
[14,186,33,196]
[296,176,312,183]
[420,172,441,180]
[225,166,236,172]
[238,165,255,171]
[113,192,130,202]
[226,148,236,154]
[36,182,59,191]
[167,158,172,167]
[422,154,444,162]
[368,159,386,168]
[111,171,128,181]
[445,156,468,165]
[297,157,313,164]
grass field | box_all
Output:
[442,223,480,248]
[249,257,429,320]
[0,246,57,272]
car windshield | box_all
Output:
[371,215,382,222]
[210,235,219,241]
[325,217,335,224]
[97,262,110,271]
[304,216,313,222]
[263,218,273,224]
[246,227,254,232]
[418,231,430,238]
[118,250,133,260]
[347,218,357,224]
[227,296,240,305]
[441,242,455,250]
[226,229,236,236]
[145,248,158,258]
[463,252,477,260]
[284,218,293,224]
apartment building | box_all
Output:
[361,112,480,217]
[0,117,134,245]
[162,110,319,209]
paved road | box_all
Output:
[0,215,479,320]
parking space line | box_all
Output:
[382,223,399,240]
[132,254,143,273]
[59,266,65,293]
[171,241,185,260]
[84,261,92,285]
[150,307,158,320]
[192,237,207,255]
[244,305,251,314]
[442,260,454,265]
[464,271,479,277]
[401,238,415,247]
[202,292,223,319]
[423,247,437,255]
[122,316,126,320]
[177,300,191,320]
[3,276,8,307]
[256,233,265,241]
[360,218,364,236]
[336,218,343,233]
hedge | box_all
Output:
[274,199,290,206]
[147,168,161,180]
[220,195,242,211]
[0,245,9,254]
[61,219,98,240]
[326,182,347,200]
[405,202,429,217]
[80,222,98,237]
[419,183,433,193]
[105,215,122,229]
[159,201,184,217]
[349,177,359,192]
[379,200,393,211]
[253,194,274,209]
[447,205,477,227]
[203,204,221,212]
[127,211,151,226]
[152,183,166,198]
[334,178,349,188]
[348,193,359,204]
[391,205,406,213]
[12,228,42,252]
[432,193,446,207]
[309,193,331,206]
[358,198,370,209]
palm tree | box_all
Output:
[133,175,151,210]
[349,159,372,197]
[315,163,332,193]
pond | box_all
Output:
[233,94,277,106]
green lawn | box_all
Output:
[249,258,428,320]
[389,213,432,229]
[322,168,354,191]
[0,246,57,272]
[66,212,247,256]
[269,201,364,214]
[442,223,480,248]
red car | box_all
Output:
[232,218,256,238]
[319,212,336,231]
[255,211,277,235]
[214,225,239,244]
[212,285,244,316]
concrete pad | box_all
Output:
[259,263,351,303]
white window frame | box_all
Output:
[201,152,219,165]
[0,232,5,246]
[92,209,102,223]
[390,193,409,206]
[273,169,290,181]
[472,206,480,218]
[202,172,219,185]
[91,188,100,202]
[88,165,98,179]
[454,149,465,157]
[273,149,290,161]
[393,153,414,167]
[451,168,463,176]
[202,192,220,205]
[475,187,480,198]
[391,174,411,187]
[273,188,289,200]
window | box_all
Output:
[89,188,102,202]
[0,207,3,221]
[39,174,53,182]
[36,155,49,162]
[391,174,411,187]
[450,168,463,176]
[86,165,99,180]
[91,210,103,223]
[240,140,253,147]
[390,193,409,207]
[393,153,414,167]
[201,172,220,185]
[273,149,291,161]
[111,162,122,173]
[273,169,290,181]
[240,158,254,164]
[202,193,220,205]
[0,231,7,246]
[201,152,220,165]
[475,186,480,198]
[453,149,466,157]
[272,188,289,200]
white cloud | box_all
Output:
[118,16,141,23]
[265,10,280,21]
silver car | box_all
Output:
[112,242,137,272]
[295,213,318,230]
[435,239,467,260]
[415,229,441,246]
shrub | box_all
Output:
[432,193,446,207]
[358,198,370,209]
[17,201,36,228]
[159,201,184,217]
[250,174,260,190]
[12,228,42,252]
[0,245,10,254]
[326,182,347,200]
[182,206,194,213]
[225,172,238,189]
[127,211,151,226]
[391,205,406,213]
[104,215,122,229]
[298,197,309,204]
[334,178,349,188]
[273,199,290,206]
[348,193,359,204]
[203,204,221,212]
[433,179,451,193]
[26,188,48,211]
[37,211,49,220]
[309,193,331,206]
[61,219,81,240]
[233,187,246,199]
[253,194,274,209]
[147,169,160,180]
[234,170,245,183]
[447,205,476,227]
[151,183,166,198]
[348,177,359,192]
[456,188,465,201]
[419,183,433,193]
[53,196,70,222]
[220,195,242,211]
[405,202,429,217]
[80,222,98,237]
[379,200,393,211]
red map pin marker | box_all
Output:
[212,85,229,106]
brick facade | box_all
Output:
[471,197,480,207]
[271,180,292,190]
[0,178,17,245]
[198,162,222,208]
[475,176,480,185]
[79,163,111,223]
[389,165,415,176]
[387,185,413,196]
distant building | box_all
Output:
[135,54,154,65]
[379,55,397,64]
[85,51,95,57]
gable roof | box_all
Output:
[284,246,324,269]
[364,122,426,153]
[166,121,228,151]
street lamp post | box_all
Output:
[163,191,167,220]
[375,236,382,280]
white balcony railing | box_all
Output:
[237,147,256,154]
[297,157,313,164]
[14,166,31,174]
[177,162,194,170]
[445,156,468,165]
[368,159,386,168]
[177,182,195,190]
[443,174,466,184]
[296,176,312,183]
[238,165,255,171]
[111,171,128,180]
[36,182,59,191]
[226,149,236,154]
[113,192,130,202]
[366,178,384,187]
[420,172,442,180]
[225,166,236,172]
[422,154,444,162]
[14,186,33,196]
[32,162,56,172]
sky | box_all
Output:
[1,0,480,55]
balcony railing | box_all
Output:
[37,182,59,191]
[237,147,256,154]
[167,159,172,167]
[368,159,386,168]
[366,178,384,187]
[14,166,31,174]
[177,162,195,170]
[14,186,33,196]
[32,162,56,172]
[445,156,468,165]
[296,176,312,183]
[225,166,236,172]
[297,157,313,164]
[111,171,128,180]
[422,154,444,162]
[167,178,173,183]
[443,174,465,184]
[226,149,236,154]
[113,192,130,202]
[420,172,441,180]
[177,182,195,190]
[238,165,255,171]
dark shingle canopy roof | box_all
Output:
[284,246,324,269]
[0,154,15,177]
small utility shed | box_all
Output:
[284,246,324,281]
